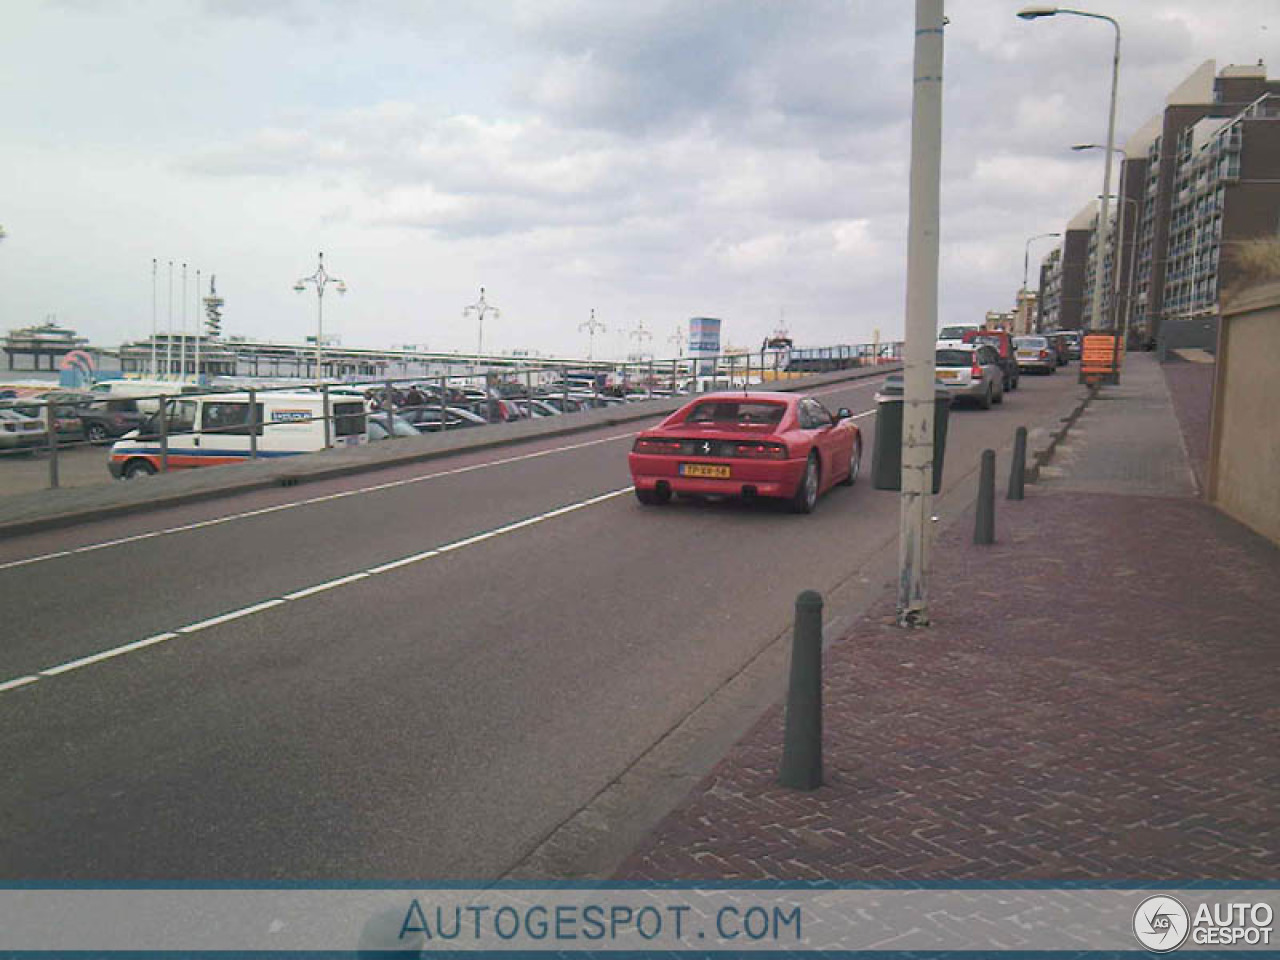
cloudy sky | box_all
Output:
[1,0,1274,360]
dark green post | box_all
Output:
[1008,426,1027,500]
[975,449,995,544]
[779,590,824,791]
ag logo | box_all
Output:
[1134,895,1190,952]
[701,441,712,454]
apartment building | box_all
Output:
[1039,61,1280,344]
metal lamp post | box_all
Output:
[1018,5,1121,333]
[1023,232,1060,332]
[464,287,501,359]
[579,308,606,362]
[294,252,347,384]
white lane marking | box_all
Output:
[39,633,176,678]
[282,573,370,600]
[0,430,642,572]
[3,487,634,695]
[176,599,288,634]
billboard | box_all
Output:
[689,317,721,376]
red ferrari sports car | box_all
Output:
[628,392,862,513]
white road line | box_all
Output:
[282,573,370,600]
[39,633,176,678]
[176,599,288,634]
[2,486,634,696]
[0,430,642,572]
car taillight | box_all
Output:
[1039,349,1050,359]
[971,362,983,378]
[633,437,683,454]
[733,442,788,460]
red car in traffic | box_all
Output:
[628,392,862,513]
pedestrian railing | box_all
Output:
[0,342,902,492]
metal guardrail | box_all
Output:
[0,343,903,491]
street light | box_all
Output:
[463,286,500,357]
[579,308,606,362]
[1074,143,1131,334]
[1018,5,1121,333]
[628,320,653,360]
[1018,232,1059,335]
[294,252,347,383]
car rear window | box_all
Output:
[105,399,139,413]
[1015,337,1048,348]
[684,401,785,427]
[937,326,974,340]
[936,349,973,366]
[333,402,367,437]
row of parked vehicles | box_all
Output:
[932,324,1081,409]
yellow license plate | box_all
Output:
[680,463,730,478]
[938,370,962,380]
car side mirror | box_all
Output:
[836,408,853,421]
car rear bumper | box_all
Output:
[1017,359,1055,371]
[628,453,807,499]
[936,376,986,398]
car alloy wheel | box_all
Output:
[792,454,819,514]
[87,423,108,443]
[841,439,861,486]
[122,459,156,479]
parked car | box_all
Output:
[962,329,1020,392]
[0,407,49,452]
[2,398,84,439]
[367,414,422,440]
[628,392,862,513]
[397,406,488,432]
[934,344,1005,408]
[73,397,148,443]
[1013,335,1058,374]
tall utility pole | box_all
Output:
[166,261,174,379]
[464,287,501,358]
[579,308,606,361]
[897,0,945,627]
[150,259,158,377]
[180,263,188,380]
[294,252,347,383]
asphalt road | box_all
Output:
[0,369,1081,880]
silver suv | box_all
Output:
[935,344,1005,409]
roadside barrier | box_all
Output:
[779,590,824,791]
[0,342,905,492]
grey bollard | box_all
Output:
[1008,426,1027,501]
[779,590,824,791]
[45,401,60,490]
[975,449,996,544]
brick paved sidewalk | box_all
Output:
[618,355,1279,883]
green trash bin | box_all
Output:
[871,375,951,494]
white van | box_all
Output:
[108,391,368,479]
[89,379,204,414]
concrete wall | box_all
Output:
[1208,281,1280,545]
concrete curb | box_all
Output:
[1025,382,1099,483]
[0,364,901,539]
